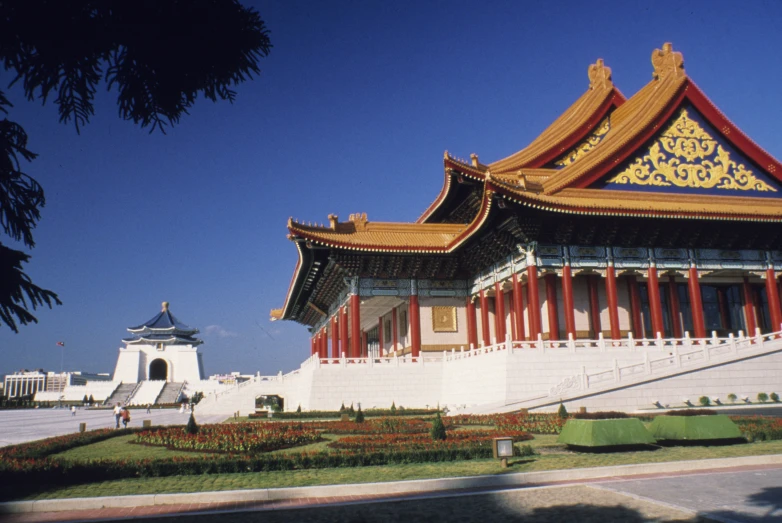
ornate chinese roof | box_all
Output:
[124,302,203,346]
[274,43,782,325]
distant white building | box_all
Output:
[113,302,205,383]
[4,370,111,398]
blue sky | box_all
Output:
[2,1,782,378]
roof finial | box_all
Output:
[162,301,169,312]
[588,58,612,90]
[652,42,684,80]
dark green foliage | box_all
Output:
[430,412,447,441]
[516,444,536,457]
[88,395,94,405]
[663,409,717,416]
[758,392,769,403]
[573,411,629,420]
[185,413,199,435]
[348,403,355,416]
[296,404,302,413]
[699,396,711,406]
[727,393,738,403]
[557,403,568,419]
[190,391,204,405]
[82,395,88,404]
[339,402,346,413]
[390,401,396,415]
[771,392,780,402]
[0,1,272,332]
[354,406,364,423]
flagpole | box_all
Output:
[60,345,64,374]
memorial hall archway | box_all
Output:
[149,359,168,381]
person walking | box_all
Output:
[113,403,122,429]
[146,403,151,414]
[121,407,131,428]
[71,405,76,416]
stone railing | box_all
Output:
[314,352,427,368]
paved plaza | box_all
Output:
[0,408,227,447]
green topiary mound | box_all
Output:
[185,413,199,435]
[649,414,743,445]
[557,418,655,451]
[430,412,447,441]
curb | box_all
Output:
[3,454,782,514]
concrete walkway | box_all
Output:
[3,455,782,522]
[0,409,226,447]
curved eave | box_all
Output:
[123,336,204,346]
[127,326,199,336]
[417,156,488,224]
[493,183,782,223]
[490,86,625,173]
[276,238,309,321]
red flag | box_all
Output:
[56,341,65,347]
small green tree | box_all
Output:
[390,401,397,415]
[771,392,780,402]
[82,394,88,404]
[699,396,711,406]
[727,393,738,404]
[355,406,365,423]
[348,403,355,416]
[758,392,769,403]
[557,403,568,419]
[430,412,447,441]
[185,413,199,435]
[339,402,346,413]
[296,404,302,413]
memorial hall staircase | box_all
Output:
[156,382,185,404]
[104,382,138,406]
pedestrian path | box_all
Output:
[3,458,781,522]
[0,408,225,447]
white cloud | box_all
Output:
[203,325,239,338]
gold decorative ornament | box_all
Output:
[652,42,684,80]
[606,109,776,192]
[432,306,458,333]
[588,58,612,90]
[554,117,611,168]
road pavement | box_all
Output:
[0,408,227,447]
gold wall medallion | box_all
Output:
[607,109,775,192]
[555,116,611,168]
[432,306,458,332]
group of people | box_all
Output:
[113,403,131,428]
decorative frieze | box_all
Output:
[356,278,468,298]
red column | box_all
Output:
[494,281,506,343]
[512,274,526,340]
[340,306,349,357]
[627,276,643,338]
[331,316,339,359]
[466,296,478,348]
[688,266,706,338]
[409,294,421,358]
[310,336,316,356]
[508,290,516,341]
[605,266,621,340]
[765,267,782,332]
[544,273,559,341]
[479,289,491,346]
[587,275,601,337]
[361,331,368,358]
[667,276,682,338]
[527,265,542,339]
[377,316,384,357]
[742,277,757,335]
[350,293,361,358]
[391,307,398,353]
[561,265,576,339]
[317,330,324,358]
[647,267,665,337]
[668,276,682,338]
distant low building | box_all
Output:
[3,370,112,399]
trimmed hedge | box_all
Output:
[649,414,742,443]
[663,409,717,417]
[558,418,656,448]
[572,411,629,420]
[252,408,440,420]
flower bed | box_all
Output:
[135,422,321,453]
[731,416,782,442]
[251,408,440,420]
[327,430,532,452]
[305,417,450,435]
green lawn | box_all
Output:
[28,435,782,501]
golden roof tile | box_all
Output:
[489,59,623,173]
